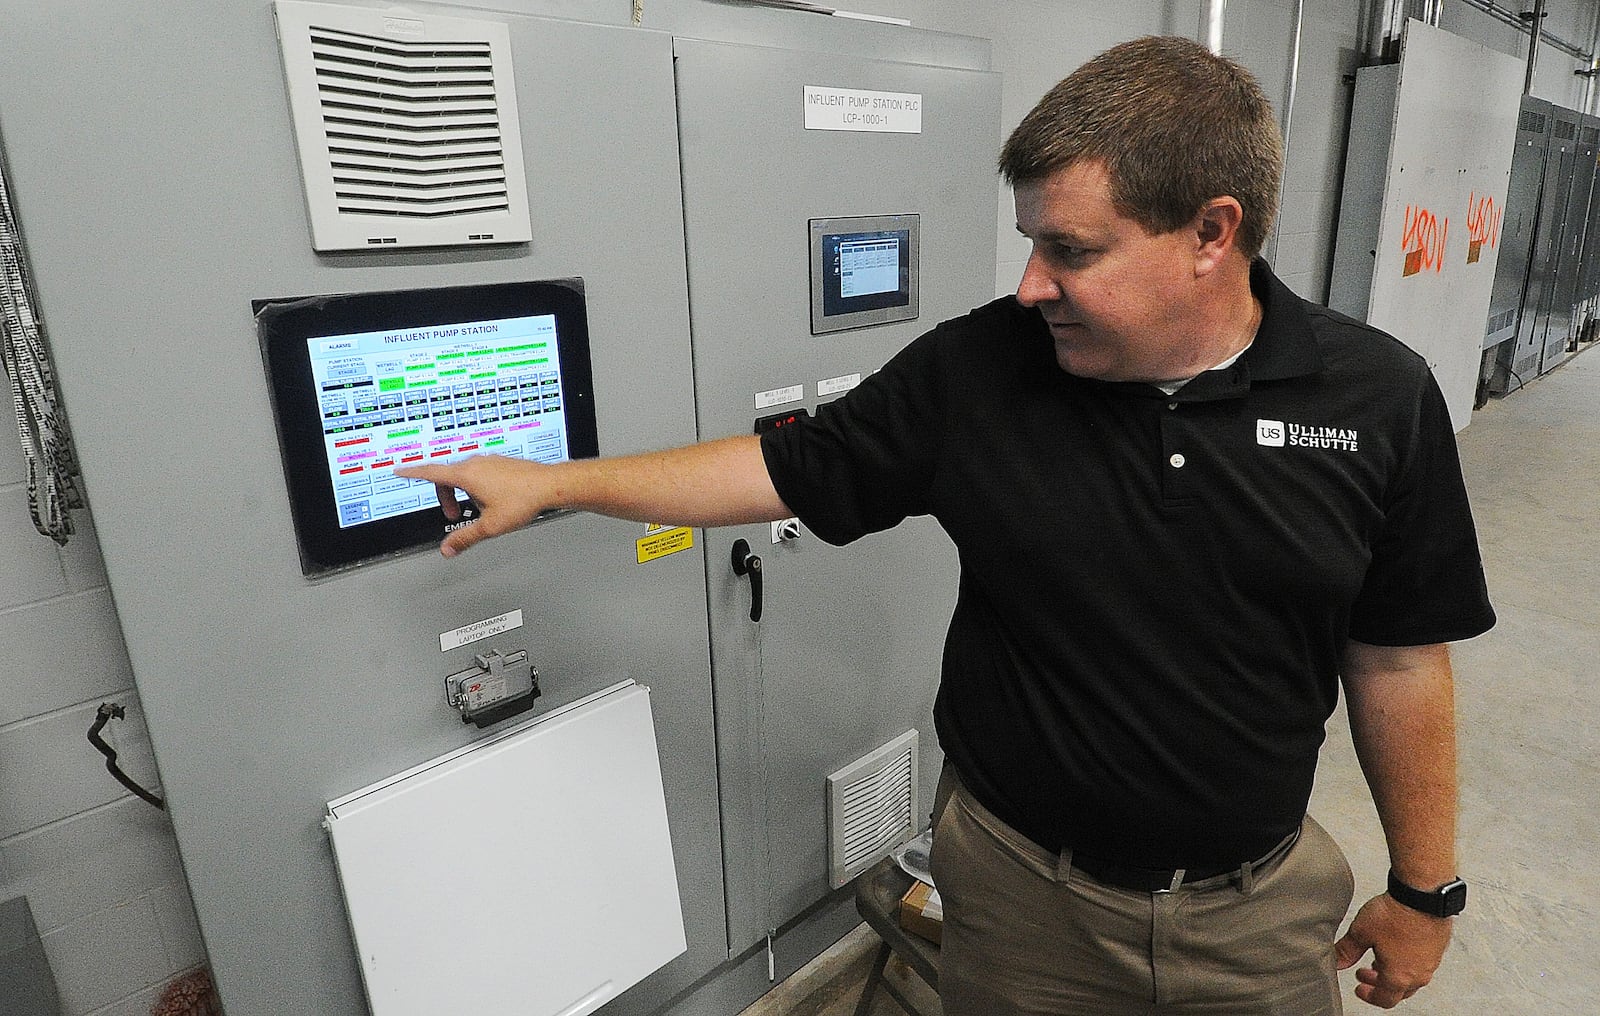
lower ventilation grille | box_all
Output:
[826,730,919,888]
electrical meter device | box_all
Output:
[256,279,599,575]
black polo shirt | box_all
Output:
[761,261,1495,869]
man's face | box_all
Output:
[1013,161,1204,384]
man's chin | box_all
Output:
[1054,345,1114,380]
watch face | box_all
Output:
[1441,879,1468,916]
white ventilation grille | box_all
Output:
[274,1,532,251]
[826,730,919,888]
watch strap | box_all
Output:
[1387,869,1467,918]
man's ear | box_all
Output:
[1193,196,1245,277]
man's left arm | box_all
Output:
[1334,638,1459,1010]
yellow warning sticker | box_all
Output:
[637,526,694,564]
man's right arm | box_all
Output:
[395,435,791,557]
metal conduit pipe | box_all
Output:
[1455,0,1589,62]
[1269,0,1306,262]
[1524,0,1546,96]
[1201,0,1226,55]
[1583,2,1600,114]
[1366,0,1410,64]
[1367,0,1392,62]
[1369,0,1591,67]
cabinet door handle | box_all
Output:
[731,538,763,623]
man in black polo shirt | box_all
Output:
[401,35,1494,1015]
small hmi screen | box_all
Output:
[820,229,912,317]
[312,314,571,530]
[257,280,598,576]
[810,215,919,334]
[838,235,902,299]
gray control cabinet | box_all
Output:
[1489,98,1598,392]
[0,7,725,1015]
[674,37,1000,952]
[2,2,1003,1014]
[1484,100,1552,360]
[1537,106,1595,376]
[1492,98,1564,392]
[1573,114,1600,348]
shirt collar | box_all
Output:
[1140,259,1324,403]
[1241,257,1323,383]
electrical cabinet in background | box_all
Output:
[1483,99,1600,397]
[1534,106,1594,377]
[1572,114,1600,348]
[1484,103,1549,347]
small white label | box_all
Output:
[755,385,805,410]
[804,86,923,134]
[383,17,425,37]
[440,609,524,652]
[817,373,862,397]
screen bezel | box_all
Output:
[255,279,599,577]
[809,214,920,335]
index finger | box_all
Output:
[393,464,467,516]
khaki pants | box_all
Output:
[928,771,1354,1016]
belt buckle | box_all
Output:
[1155,868,1187,893]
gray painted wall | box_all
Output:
[3,2,1596,1014]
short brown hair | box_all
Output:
[999,36,1282,258]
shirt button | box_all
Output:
[1169,453,1186,468]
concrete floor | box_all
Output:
[742,347,1600,1016]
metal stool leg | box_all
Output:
[852,941,893,1016]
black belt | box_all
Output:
[1068,827,1301,893]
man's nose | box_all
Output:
[1015,251,1059,307]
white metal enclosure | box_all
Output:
[1330,18,1524,430]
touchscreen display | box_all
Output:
[810,214,919,334]
[313,314,571,529]
[257,280,598,576]
[825,230,910,311]
[837,236,901,298]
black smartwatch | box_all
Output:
[1387,870,1467,918]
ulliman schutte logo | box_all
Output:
[1257,419,1359,452]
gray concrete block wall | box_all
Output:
[0,374,205,1015]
